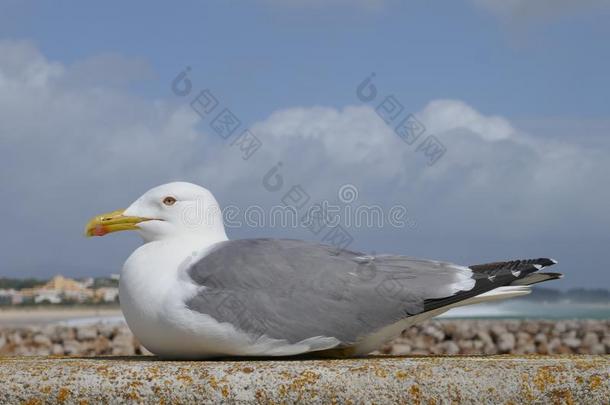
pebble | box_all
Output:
[77,325,98,341]
[498,333,516,352]
[32,334,52,347]
[390,344,411,355]
[63,339,83,355]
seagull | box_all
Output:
[85,182,561,359]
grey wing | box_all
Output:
[185,238,476,346]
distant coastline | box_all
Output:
[1,277,609,308]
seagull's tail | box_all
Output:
[465,258,562,305]
[470,257,563,290]
[423,258,561,312]
[453,270,563,307]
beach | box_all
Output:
[0,306,122,326]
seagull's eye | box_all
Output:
[162,196,177,206]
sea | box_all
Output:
[440,301,610,320]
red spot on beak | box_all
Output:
[93,224,108,236]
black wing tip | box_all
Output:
[470,257,558,273]
[536,258,558,268]
[508,257,558,269]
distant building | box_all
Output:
[33,289,61,304]
[17,287,37,303]
[95,287,119,303]
[0,289,24,305]
[81,277,95,288]
[42,275,84,291]
[41,275,94,302]
[16,275,93,304]
[11,292,24,305]
[3,275,122,306]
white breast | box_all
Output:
[119,240,199,356]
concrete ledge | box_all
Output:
[0,355,608,404]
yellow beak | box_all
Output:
[84,209,150,237]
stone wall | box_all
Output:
[0,356,607,403]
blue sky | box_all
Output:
[4,1,609,120]
[0,0,609,288]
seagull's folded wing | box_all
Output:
[183,238,479,346]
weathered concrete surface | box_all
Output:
[0,355,607,404]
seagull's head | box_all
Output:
[85,182,227,243]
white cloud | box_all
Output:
[0,40,63,87]
[0,40,203,274]
[0,40,197,180]
[419,100,516,142]
[250,105,404,176]
[1,40,609,285]
[237,100,610,239]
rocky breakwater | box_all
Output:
[379,319,610,356]
[0,323,148,356]
[0,319,608,356]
